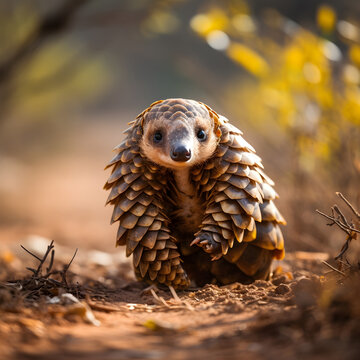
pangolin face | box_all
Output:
[139,99,219,169]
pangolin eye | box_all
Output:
[154,131,162,143]
[197,129,207,141]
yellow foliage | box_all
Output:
[316,5,336,33]
[190,8,229,36]
[343,64,360,85]
[191,2,360,173]
[284,45,305,73]
[231,14,256,33]
[342,87,360,125]
[226,42,269,77]
[349,45,360,67]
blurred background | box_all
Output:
[0,0,359,257]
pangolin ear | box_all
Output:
[198,101,222,139]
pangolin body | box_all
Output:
[105,98,286,289]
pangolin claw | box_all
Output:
[191,232,222,255]
[190,237,201,246]
[211,253,223,261]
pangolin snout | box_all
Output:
[171,145,191,162]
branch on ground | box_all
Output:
[316,192,359,267]
[6,240,79,300]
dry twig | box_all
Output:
[9,241,79,301]
[336,192,360,220]
[322,261,346,276]
[317,192,359,270]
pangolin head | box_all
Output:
[138,98,222,169]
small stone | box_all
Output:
[275,283,291,295]
[271,275,288,286]
[253,280,270,288]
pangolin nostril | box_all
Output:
[171,146,191,162]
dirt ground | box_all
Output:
[1,238,359,360]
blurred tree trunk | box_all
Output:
[0,0,88,124]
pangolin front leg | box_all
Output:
[121,191,189,289]
[133,235,189,289]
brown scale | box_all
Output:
[104,98,286,289]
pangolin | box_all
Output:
[104,98,286,289]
